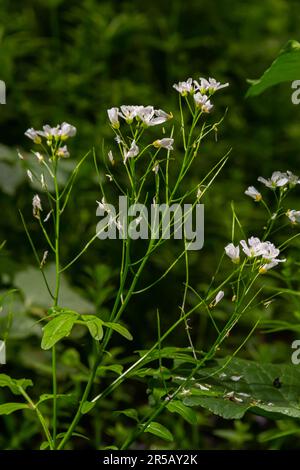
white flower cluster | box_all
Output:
[107,105,172,129]
[245,170,300,225]
[25,122,76,158]
[173,76,229,113]
[225,237,285,273]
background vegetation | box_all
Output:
[1,0,300,449]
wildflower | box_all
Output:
[209,290,224,308]
[32,194,42,219]
[25,128,42,144]
[41,174,46,189]
[193,93,213,113]
[259,259,284,274]
[56,145,70,158]
[105,174,113,182]
[286,209,300,224]
[34,152,44,163]
[27,170,33,182]
[119,105,138,124]
[245,186,262,201]
[40,250,48,268]
[124,140,139,163]
[38,124,60,141]
[152,163,159,174]
[240,237,266,258]
[258,171,289,189]
[173,78,194,96]
[59,122,77,139]
[194,77,229,94]
[108,150,114,164]
[152,138,174,150]
[115,135,123,145]
[225,243,240,263]
[286,171,300,187]
[136,106,171,127]
[107,107,120,129]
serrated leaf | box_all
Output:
[41,312,79,350]
[166,400,197,425]
[0,374,33,395]
[82,315,104,340]
[144,421,174,442]
[247,39,300,97]
[104,322,133,341]
[0,403,29,415]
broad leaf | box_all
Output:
[144,421,174,442]
[177,357,300,420]
[0,403,29,415]
[247,40,300,97]
[41,312,79,350]
[0,374,33,395]
[82,315,104,340]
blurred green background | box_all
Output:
[1,0,300,450]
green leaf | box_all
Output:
[104,322,133,341]
[37,393,73,406]
[179,357,300,420]
[115,408,139,422]
[0,374,33,395]
[81,401,95,414]
[81,315,104,340]
[166,400,198,425]
[144,422,174,442]
[41,312,79,350]
[97,364,123,376]
[0,403,29,415]
[247,40,300,97]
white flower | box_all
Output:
[25,128,42,144]
[259,259,285,274]
[115,135,123,145]
[136,106,171,127]
[240,237,266,258]
[108,150,114,164]
[286,209,300,224]
[194,77,229,94]
[258,171,289,189]
[124,140,139,163]
[107,107,120,129]
[260,241,280,261]
[245,186,262,202]
[41,174,46,189]
[34,152,44,163]
[173,78,194,96]
[152,138,174,150]
[193,93,213,113]
[286,171,300,187]
[38,124,60,140]
[40,250,48,268]
[32,194,42,218]
[119,105,138,124]
[225,243,240,263]
[59,122,77,139]
[56,145,70,158]
[152,163,160,174]
[210,290,224,308]
[27,170,33,182]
